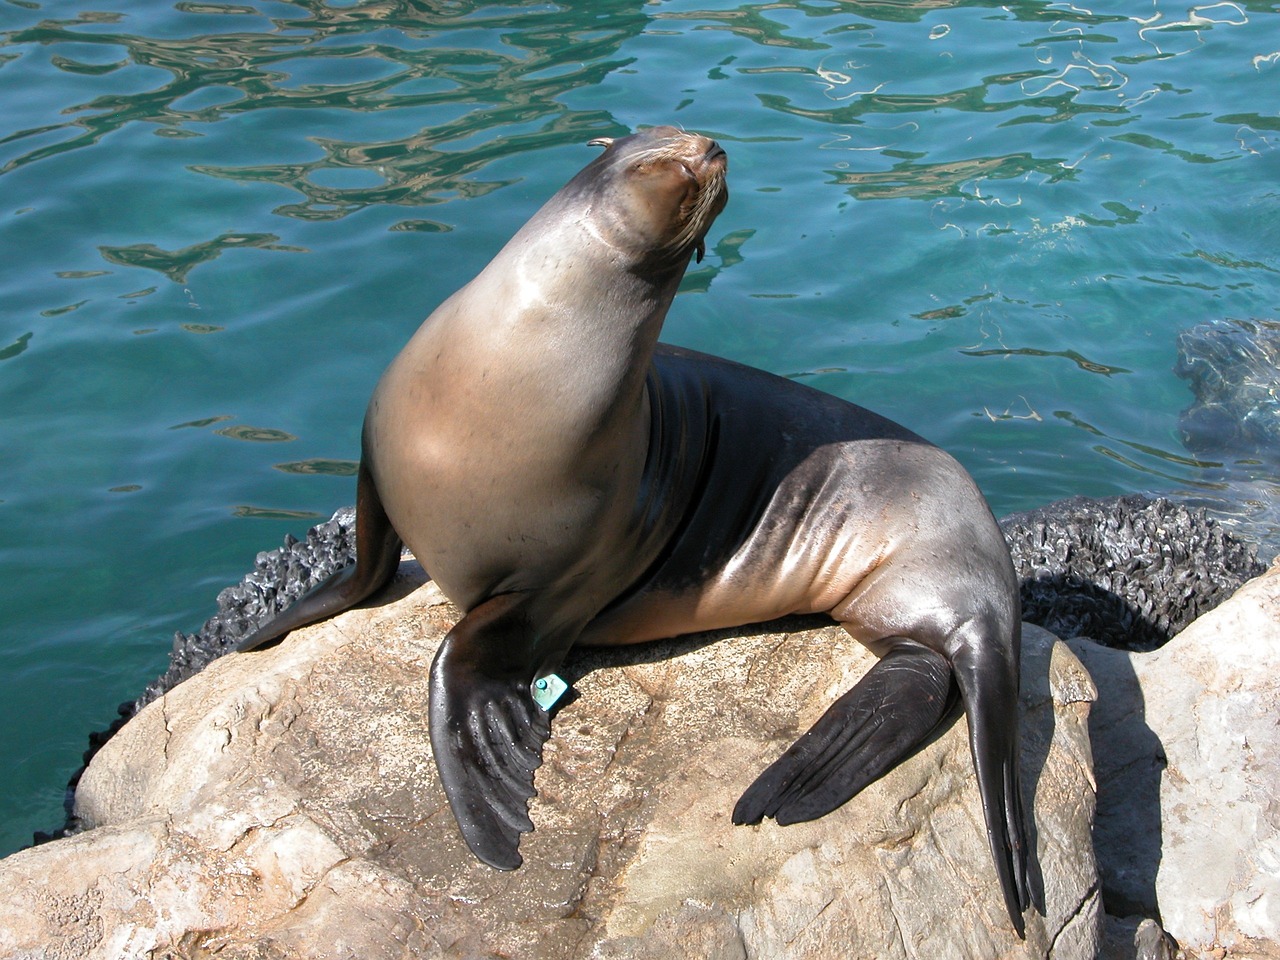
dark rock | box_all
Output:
[132,506,357,711]
[1001,494,1265,651]
[1175,317,1280,459]
[1174,317,1280,553]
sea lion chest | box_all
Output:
[361,280,653,619]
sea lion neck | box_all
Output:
[387,128,727,447]
[366,125,729,563]
[389,229,669,456]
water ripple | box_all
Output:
[99,233,304,283]
[0,0,650,197]
[1,0,1278,860]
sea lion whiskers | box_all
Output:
[674,158,726,262]
[583,133,725,265]
[620,138,727,263]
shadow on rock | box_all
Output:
[1003,493,1268,940]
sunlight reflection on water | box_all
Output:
[0,0,1276,854]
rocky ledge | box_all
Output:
[1076,560,1280,959]
[2,563,1098,959]
[1,497,1276,959]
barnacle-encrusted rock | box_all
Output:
[1001,494,1264,650]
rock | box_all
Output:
[1174,317,1280,554]
[1002,495,1266,651]
[54,491,1238,847]
[1133,918,1177,960]
[134,506,358,710]
[1070,559,1280,956]
[37,509,361,847]
[1175,318,1280,461]
[1099,915,1177,960]
[0,565,1100,959]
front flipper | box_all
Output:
[428,593,555,870]
[732,640,954,826]
[234,455,402,653]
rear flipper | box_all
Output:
[953,630,1030,938]
[732,640,955,826]
[428,593,555,870]
[234,457,402,653]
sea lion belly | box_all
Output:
[581,345,1012,650]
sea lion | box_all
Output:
[233,125,1030,935]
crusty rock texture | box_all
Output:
[0,564,1100,960]
[1001,495,1265,651]
[135,506,358,709]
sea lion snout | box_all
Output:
[590,125,726,172]
[646,127,727,175]
[578,125,728,266]
[686,137,728,183]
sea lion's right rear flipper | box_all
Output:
[428,593,552,870]
[234,455,402,653]
[951,630,1030,938]
[731,640,955,826]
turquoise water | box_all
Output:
[1,0,1277,856]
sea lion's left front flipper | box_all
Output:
[233,455,403,653]
[731,639,955,825]
[428,593,553,870]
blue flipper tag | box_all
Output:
[531,673,569,712]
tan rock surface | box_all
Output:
[0,564,1100,959]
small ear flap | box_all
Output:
[587,137,614,149]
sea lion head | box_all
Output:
[573,125,728,267]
